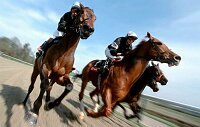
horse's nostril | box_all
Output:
[82,25,94,33]
[174,55,181,61]
[90,28,94,32]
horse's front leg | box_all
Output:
[44,80,55,110]
[25,71,49,125]
[45,80,55,102]
[46,77,73,110]
[85,88,113,118]
[23,60,39,106]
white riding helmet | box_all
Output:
[127,31,138,39]
[71,2,81,10]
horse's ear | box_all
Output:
[147,32,151,37]
[80,2,84,8]
[80,3,84,14]
[147,32,153,40]
[151,61,155,66]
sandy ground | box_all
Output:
[0,56,145,127]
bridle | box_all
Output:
[73,7,95,38]
[148,39,169,61]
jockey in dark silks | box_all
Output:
[36,2,83,57]
[91,31,138,72]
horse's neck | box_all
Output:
[129,71,150,96]
[60,32,80,55]
[122,44,150,84]
[116,58,149,94]
[125,58,149,79]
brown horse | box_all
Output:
[117,62,168,120]
[75,60,167,119]
[84,32,181,118]
[22,6,96,125]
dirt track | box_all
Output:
[0,56,144,127]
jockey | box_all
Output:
[36,2,83,57]
[91,31,138,72]
[105,31,138,62]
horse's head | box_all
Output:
[77,6,96,39]
[146,32,181,67]
[147,61,168,92]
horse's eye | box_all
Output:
[156,42,162,45]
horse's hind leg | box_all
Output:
[89,88,100,112]
[23,63,39,105]
[117,103,130,119]
[79,78,89,119]
[46,77,73,110]
[128,102,141,120]
[85,88,113,118]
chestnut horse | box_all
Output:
[85,32,181,118]
[117,62,168,120]
[22,6,96,124]
[75,60,167,119]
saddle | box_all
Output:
[91,59,112,76]
[36,37,63,58]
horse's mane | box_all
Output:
[84,7,94,12]
[123,39,148,61]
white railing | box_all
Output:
[0,51,33,66]
[141,94,200,117]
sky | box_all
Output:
[0,0,200,108]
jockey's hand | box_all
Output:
[116,53,122,56]
[113,58,122,62]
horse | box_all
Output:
[75,60,167,119]
[22,6,96,125]
[117,61,168,120]
[84,32,181,118]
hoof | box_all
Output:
[44,102,50,111]
[25,111,38,125]
[93,104,100,113]
[84,107,94,116]
[79,112,85,120]
[22,101,26,106]
[44,102,54,111]
[19,104,24,109]
[136,113,141,120]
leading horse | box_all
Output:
[85,32,181,118]
[22,6,96,124]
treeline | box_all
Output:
[0,36,35,64]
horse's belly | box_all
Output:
[112,90,127,101]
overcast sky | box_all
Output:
[0,0,200,108]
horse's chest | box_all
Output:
[57,67,66,75]
[52,60,71,75]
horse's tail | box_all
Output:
[72,73,82,83]
[74,73,82,79]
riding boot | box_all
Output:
[41,41,49,52]
[36,41,49,57]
